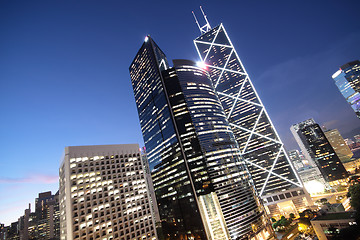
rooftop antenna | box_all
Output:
[192,6,211,34]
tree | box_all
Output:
[270,217,276,223]
[272,221,280,230]
[347,184,360,210]
[289,213,295,219]
[279,216,291,228]
[337,176,360,240]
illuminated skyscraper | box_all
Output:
[324,129,353,162]
[332,60,360,119]
[291,119,348,185]
[59,144,157,240]
[130,38,272,239]
[193,12,309,217]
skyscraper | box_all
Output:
[291,119,348,185]
[34,191,60,240]
[324,129,353,162]
[332,60,360,119]
[0,191,60,240]
[59,144,157,240]
[192,14,310,217]
[130,38,272,240]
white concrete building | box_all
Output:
[59,144,157,240]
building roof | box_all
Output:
[312,211,356,221]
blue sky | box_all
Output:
[1,0,360,225]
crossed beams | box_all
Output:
[194,24,302,195]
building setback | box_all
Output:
[193,19,311,218]
[332,60,360,119]
[129,37,272,240]
[59,144,156,240]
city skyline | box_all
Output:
[1,0,360,225]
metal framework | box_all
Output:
[192,6,211,34]
[193,23,302,197]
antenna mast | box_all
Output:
[192,6,211,34]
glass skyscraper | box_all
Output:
[291,119,349,185]
[130,37,272,240]
[193,22,309,217]
[332,60,360,119]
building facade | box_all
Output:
[291,119,348,186]
[287,150,305,171]
[324,129,353,162]
[0,192,60,240]
[332,60,360,119]
[310,211,356,240]
[31,191,60,240]
[287,150,327,195]
[130,37,272,240]
[59,144,157,240]
[193,20,310,218]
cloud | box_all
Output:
[0,174,58,184]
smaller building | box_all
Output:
[291,119,349,186]
[344,138,355,146]
[311,211,356,240]
[342,158,360,174]
[288,150,305,171]
[298,166,328,195]
[0,192,60,240]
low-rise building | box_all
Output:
[310,211,356,240]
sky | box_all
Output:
[1,0,360,225]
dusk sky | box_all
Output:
[1,0,360,225]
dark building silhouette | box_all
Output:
[291,119,348,185]
[129,37,272,240]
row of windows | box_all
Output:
[265,190,305,203]
[74,226,155,240]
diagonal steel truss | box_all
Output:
[194,24,302,197]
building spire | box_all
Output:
[192,6,211,34]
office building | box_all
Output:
[31,191,60,240]
[332,60,360,119]
[291,119,348,186]
[0,191,60,240]
[311,211,356,240]
[324,129,353,162]
[59,144,156,240]
[287,150,305,171]
[193,14,310,218]
[130,37,272,239]
[287,150,327,195]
